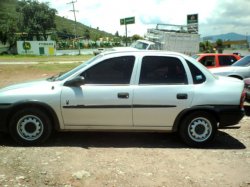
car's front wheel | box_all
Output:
[179,111,217,147]
[9,108,52,145]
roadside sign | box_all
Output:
[187,14,198,33]
[187,14,198,24]
[120,17,135,25]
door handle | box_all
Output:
[118,92,129,99]
[177,93,188,100]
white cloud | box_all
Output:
[40,0,250,37]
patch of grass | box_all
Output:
[0,62,81,75]
[0,54,94,62]
[34,62,81,72]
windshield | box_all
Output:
[192,55,200,59]
[54,55,102,81]
[232,55,250,67]
[131,41,149,49]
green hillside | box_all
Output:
[55,16,114,40]
[0,0,114,42]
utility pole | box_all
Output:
[67,0,80,55]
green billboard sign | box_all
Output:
[187,14,198,24]
[120,17,135,25]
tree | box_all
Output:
[199,41,215,53]
[16,0,57,40]
[216,39,224,53]
[0,0,18,47]
[115,31,119,37]
[132,34,143,41]
[83,29,90,40]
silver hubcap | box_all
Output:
[16,115,44,141]
[188,117,212,142]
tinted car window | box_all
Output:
[139,56,187,84]
[186,60,206,84]
[232,55,250,67]
[82,56,135,84]
[219,56,237,66]
[199,56,215,67]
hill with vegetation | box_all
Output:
[55,16,114,41]
[0,0,114,44]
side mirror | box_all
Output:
[64,76,85,87]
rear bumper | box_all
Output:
[217,106,245,128]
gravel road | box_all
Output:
[0,63,249,187]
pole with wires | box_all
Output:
[67,0,80,55]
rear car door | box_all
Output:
[218,55,238,66]
[133,55,194,127]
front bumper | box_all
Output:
[0,104,12,132]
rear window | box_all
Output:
[186,60,206,84]
[218,56,238,66]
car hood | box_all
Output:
[0,79,62,104]
[0,79,50,92]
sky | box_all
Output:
[39,0,250,38]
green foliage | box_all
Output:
[16,0,57,40]
[216,39,224,53]
[0,0,120,51]
[0,0,18,46]
[199,41,215,53]
[83,29,90,40]
[55,16,114,41]
[131,34,143,41]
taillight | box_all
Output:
[240,90,246,110]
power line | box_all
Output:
[67,0,80,55]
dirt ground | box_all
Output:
[0,63,249,187]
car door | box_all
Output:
[133,55,194,127]
[61,55,135,128]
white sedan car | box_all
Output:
[210,55,250,79]
[0,51,245,147]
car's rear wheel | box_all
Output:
[9,108,52,145]
[179,111,217,147]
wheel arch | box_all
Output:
[173,106,219,132]
[7,101,60,131]
[228,75,243,80]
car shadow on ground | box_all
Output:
[0,131,246,149]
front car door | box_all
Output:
[61,55,136,128]
[133,55,194,129]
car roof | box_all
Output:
[100,50,186,57]
[197,53,239,56]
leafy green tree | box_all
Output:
[0,0,18,47]
[83,29,90,41]
[16,0,57,40]
[115,31,119,37]
[216,39,224,53]
[199,41,215,53]
[131,34,143,41]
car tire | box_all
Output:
[179,111,217,147]
[9,108,52,145]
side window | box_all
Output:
[219,56,237,66]
[199,56,215,67]
[186,60,206,84]
[82,56,135,84]
[139,56,188,85]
